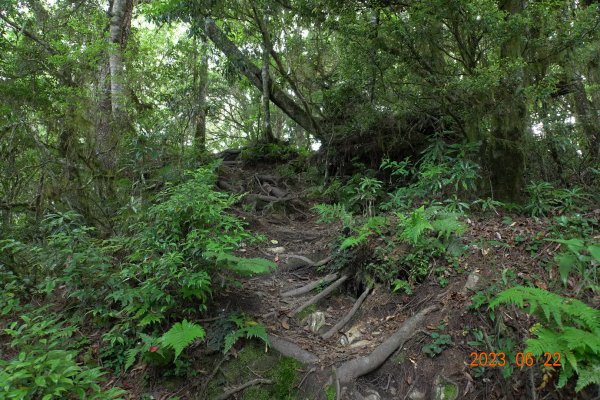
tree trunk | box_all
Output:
[194,37,209,152]
[95,0,133,172]
[202,17,318,138]
[489,0,526,202]
[571,75,600,160]
[261,11,275,143]
[109,0,132,116]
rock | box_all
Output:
[340,323,364,346]
[363,389,381,400]
[433,375,459,400]
[352,389,380,400]
[349,339,372,349]
[267,246,285,254]
[407,388,426,400]
[304,311,326,333]
[462,271,480,293]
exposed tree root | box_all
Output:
[284,254,332,271]
[281,273,339,297]
[269,335,319,365]
[255,174,282,185]
[197,354,229,399]
[216,378,273,400]
[314,255,332,267]
[217,179,239,193]
[321,286,371,340]
[281,254,316,267]
[334,304,438,397]
[291,275,348,317]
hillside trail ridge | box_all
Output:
[213,158,487,400]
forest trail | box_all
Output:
[212,159,489,400]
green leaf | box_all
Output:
[588,245,600,262]
[160,320,205,359]
[556,253,577,284]
[35,376,46,387]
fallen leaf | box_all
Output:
[282,320,290,330]
[535,280,548,290]
[270,239,279,244]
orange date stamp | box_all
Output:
[469,352,562,368]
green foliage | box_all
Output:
[381,157,411,178]
[340,216,387,250]
[351,177,383,216]
[525,181,590,217]
[0,313,125,399]
[325,385,337,400]
[223,314,270,354]
[392,279,413,295]
[422,332,453,358]
[241,143,301,163]
[398,206,434,244]
[490,286,600,392]
[312,203,353,226]
[161,320,205,359]
[547,238,599,290]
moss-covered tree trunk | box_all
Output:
[489,0,527,202]
[194,37,209,152]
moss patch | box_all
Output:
[296,304,317,321]
[207,344,301,399]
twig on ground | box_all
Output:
[291,275,348,317]
[216,378,273,400]
[281,273,339,297]
[197,354,229,399]
[296,366,316,389]
[322,286,371,339]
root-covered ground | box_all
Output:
[119,158,599,400]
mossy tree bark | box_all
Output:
[489,0,527,202]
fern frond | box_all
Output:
[160,320,205,359]
[431,214,466,240]
[124,348,141,371]
[400,206,433,244]
[490,286,600,332]
[575,364,600,392]
[223,330,244,354]
[243,324,269,343]
[222,322,269,354]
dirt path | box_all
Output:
[209,159,598,400]
[212,162,482,399]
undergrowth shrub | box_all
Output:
[547,238,600,293]
[525,181,590,217]
[490,286,600,392]
[323,204,466,289]
[0,163,276,390]
[0,311,125,399]
[380,139,481,212]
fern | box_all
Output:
[223,315,269,354]
[491,286,600,392]
[399,206,433,244]
[430,213,466,240]
[312,203,352,226]
[490,287,599,332]
[160,320,205,359]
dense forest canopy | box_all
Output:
[0,0,599,399]
[2,0,599,220]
